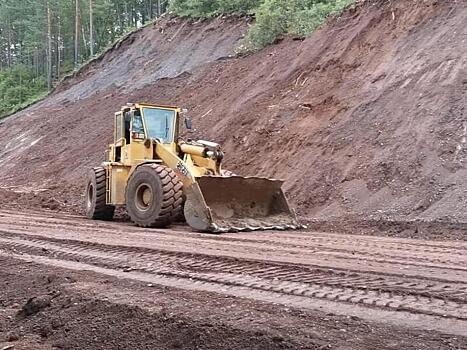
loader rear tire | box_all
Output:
[85,167,115,220]
[126,164,183,228]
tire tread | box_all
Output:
[86,166,115,220]
[127,164,183,228]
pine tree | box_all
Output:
[0,0,176,117]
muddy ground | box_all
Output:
[0,259,463,350]
[0,209,466,349]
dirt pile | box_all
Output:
[0,0,465,225]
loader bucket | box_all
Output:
[183,176,302,233]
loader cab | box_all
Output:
[140,106,178,144]
[112,104,180,164]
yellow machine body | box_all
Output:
[97,102,301,233]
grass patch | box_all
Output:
[242,0,355,51]
[169,0,356,51]
[0,91,49,120]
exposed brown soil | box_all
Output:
[0,209,466,349]
[1,258,462,350]
[0,0,466,237]
[1,2,467,348]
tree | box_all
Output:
[89,0,94,56]
[46,0,52,90]
[0,0,173,117]
[75,0,80,67]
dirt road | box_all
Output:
[0,209,466,349]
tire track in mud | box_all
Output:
[1,223,466,285]
[0,232,466,323]
[3,209,467,251]
[1,210,466,268]
[2,210,466,256]
[2,210,466,267]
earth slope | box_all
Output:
[0,0,465,227]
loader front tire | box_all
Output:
[126,164,183,228]
[85,167,115,220]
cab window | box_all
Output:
[115,113,123,142]
[132,113,144,134]
[142,108,176,143]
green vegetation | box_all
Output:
[169,0,355,50]
[169,0,261,17]
[0,0,169,118]
[245,0,354,50]
[0,0,354,118]
[0,66,47,118]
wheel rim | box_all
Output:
[135,183,153,211]
[87,183,94,209]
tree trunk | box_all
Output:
[47,0,53,90]
[89,0,94,56]
[141,6,146,25]
[7,20,12,67]
[124,2,128,29]
[81,24,88,53]
[57,16,61,77]
[19,68,23,102]
[34,49,39,78]
[74,0,80,67]
[0,25,3,70]
[132,1,137,28]
[116,3,123,33]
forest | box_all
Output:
[0,0,353,117]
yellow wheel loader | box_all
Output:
[85,103,301,233]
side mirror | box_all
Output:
[185,117,193,130]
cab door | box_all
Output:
[113,112,124,162]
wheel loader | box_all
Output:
[85,103,301,233]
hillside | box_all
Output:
[0,0,466,228]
